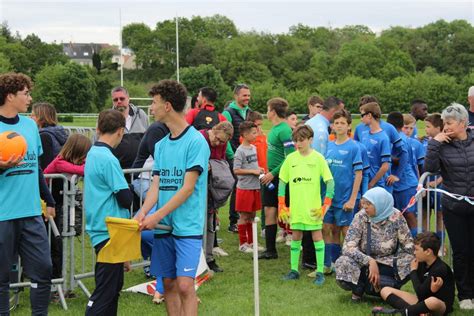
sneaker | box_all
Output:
[239,243,253,253]
[371,306,403,315]
[459,299,474,310]
[228,224,238,233]
[258,250,278,260]
[212,247,229,257]
[207,260,224,273]
[313,272,325,286]
[152,292,165,305]
[323,265,335,275]
[143,265,152,278]
[276,230,285,243]
[249,243,264,251]
[282,270,300,280]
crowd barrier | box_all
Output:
[8,167,167,311]
[416,172,450,263]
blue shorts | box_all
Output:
[151,235,201,279]
[393,187,417,214]
[323,206,353,227]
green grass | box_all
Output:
[12,206,470,316]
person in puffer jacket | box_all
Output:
[424,102,474,311]
[31,102,68,170]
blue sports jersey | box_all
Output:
[392,133,418,192]
[354,120,403,156]
[305,114,330,156]
[326,139,363,208]
[84,143,130,247]
[412,125,418,139]
[0,116,43,221]
[153,125,210,237]
[407,137,425,178]
[359,129,392,190]
[355,141,370,198]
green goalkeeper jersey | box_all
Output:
[279,150,333,226]
[267,121,294,176]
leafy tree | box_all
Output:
[332,39,385,80]
[33,62,97,113]
[174,64,231,110]
[0,52,12,73]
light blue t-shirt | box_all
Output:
[355,141,370,198]
[392,133,418,192]
[84,143,130,247]
[153,126,210,237]
[326,139,363,208]
[305,114,330,156]
[412,125,418,139]
[0,116,43,221]
[359,129,392,190]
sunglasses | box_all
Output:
[113,97,126,102]
[446,106,462,114]
[360,112,371,118]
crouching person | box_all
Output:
[335,187,414,302]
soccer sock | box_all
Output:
[409,227,417,238]
[246,222,253,245]
[386,294,410,310]
[324,243,333,267]
[314,240,325,273]
[238,224,247,245]
[290,240,302,272]
[332,243,341,262]
[265,224,277,253]
[406,301,430,316]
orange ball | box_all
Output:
[0,131,28,162]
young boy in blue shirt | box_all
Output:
[84,109,133,315]
[358,102,392,190]
[354,96,402,194]
[0,73,55,315]
[386,112,419,237]
[137,80,210,316]
[324,110,363,273]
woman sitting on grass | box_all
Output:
[335,187,414,302]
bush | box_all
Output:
[58,115,74,123]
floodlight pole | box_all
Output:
[176,15,179,82]
[119,9,124,87]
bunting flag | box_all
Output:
[97,217,142,263]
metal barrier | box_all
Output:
[8,173,71,311]
[9,165,204,310]
[63,126,97,140]
[416,172,450,262]
[70,166,159,298]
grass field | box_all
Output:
[12,203,471,316]
[12,115,464,315]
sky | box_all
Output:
[0,0,472,44]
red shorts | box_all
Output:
[235,188,261,212]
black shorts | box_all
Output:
[261,176,279,208]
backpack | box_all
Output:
[193,108,220,130]
[208,159,235,209]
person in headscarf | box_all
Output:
[335,187,414,302]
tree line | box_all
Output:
[0,16,472,114]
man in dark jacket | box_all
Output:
[111,86,149,169]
